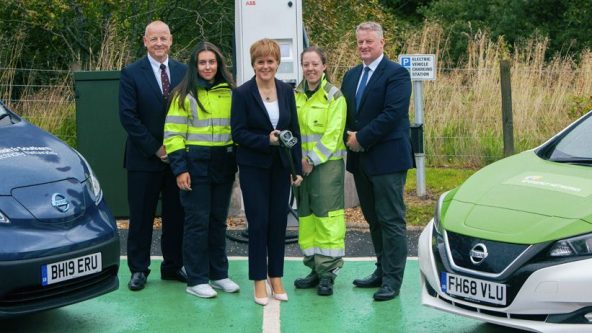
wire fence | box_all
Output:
[1,68,76,145]
[2,66,591,167]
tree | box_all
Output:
[380,0,434,23]
[0,0,234,71]
[419,0,592,62]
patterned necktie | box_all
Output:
[355,66,370,111]
[160,64,170,99]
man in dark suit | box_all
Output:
[119,20,187,291]
[341,21,413,301]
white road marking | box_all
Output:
[121,256,417,333]
[262,299,281,333]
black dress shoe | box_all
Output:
[317,277,333,296]
[294,272,319,289]
[353,273,382,288]
[161,267,188,283]
[373,285,399,301]
[128,272,147,291]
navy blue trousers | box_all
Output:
[239,156,291,281]
[127,169,184,275]
[180,177,233,286]
[354,169,408,291]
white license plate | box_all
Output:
[441,272,507,305]
[41,252,102,286]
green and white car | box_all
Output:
[418,111,592,332]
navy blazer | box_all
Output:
[341,56,413,176]
[231,77,302,175]
[119,56,187,172]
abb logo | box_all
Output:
[246,0,256,5]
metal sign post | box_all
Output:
[398,54,437,198]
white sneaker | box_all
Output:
[186,284,217,298]
[210,278,240,293]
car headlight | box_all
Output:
[549,233,592,257]
[87,167,103,204]
[74,149,103,204]
[433,191,450,235]
[0,210,9,224]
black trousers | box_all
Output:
[180,176,233,286]
[353,169,408,290]
[126,169,184,275]
[239,157,291,281]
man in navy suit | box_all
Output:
[341,21,413,301]
[119,20,187,291]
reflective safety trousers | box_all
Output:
[297,159,345,257]
[295,77,347,166]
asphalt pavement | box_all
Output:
[117,227,423,257]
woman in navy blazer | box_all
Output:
[231,39,303,306]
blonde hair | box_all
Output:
[250,38,281,66]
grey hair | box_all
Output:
[356,21,383,39]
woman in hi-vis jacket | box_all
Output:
[164,42,240,299]
[293,46,347,297]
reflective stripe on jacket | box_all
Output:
[295,76,347,166]
[164,82,233,176]
[164,82,232,154]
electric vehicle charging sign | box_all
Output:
[398,54,436,81]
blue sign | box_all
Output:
[400,57,411,68]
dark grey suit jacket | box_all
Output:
[119,56,187,171]
[230,77,302,175]
[341,56,413,176]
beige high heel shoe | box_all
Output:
[253,280,269,306]
[268,277,288,302]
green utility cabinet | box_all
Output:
[74,71,128,217]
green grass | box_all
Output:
[405,167,476,227]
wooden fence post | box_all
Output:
[500,60,514,157]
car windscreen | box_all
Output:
[0,102,21,127]
[0,103,12,126]
[538,112,592,165]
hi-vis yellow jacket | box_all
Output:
[163,82,232,176]
[294,76,347,166]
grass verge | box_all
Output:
[404,167,476,227]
